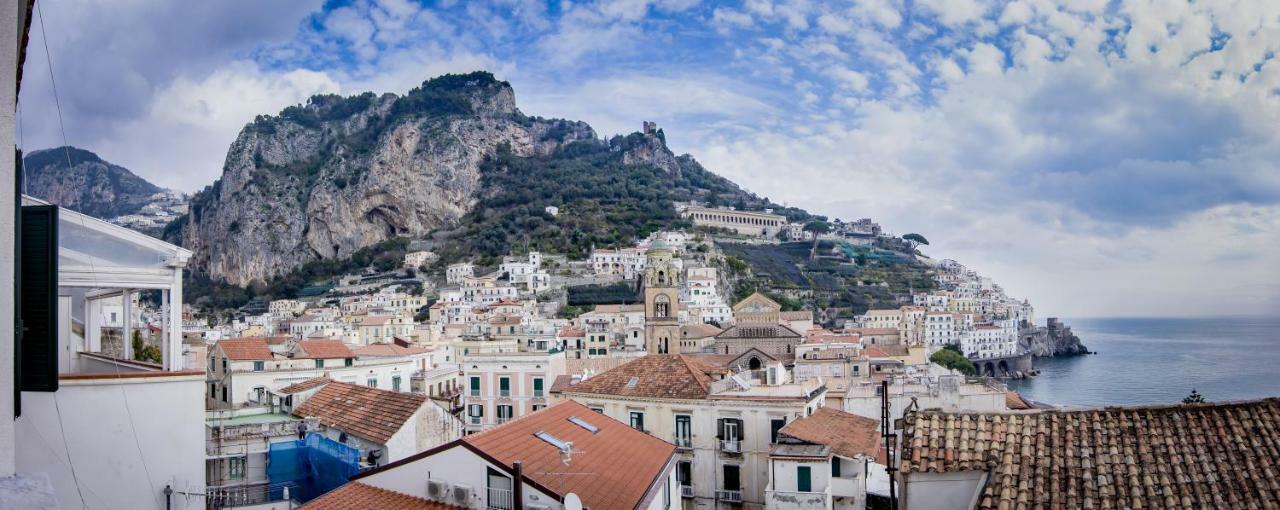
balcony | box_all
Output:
[674,436,693,449]
[680,485,694,498]
[766,489,831,510]
[719,439,742,454]
[717,489,743,503]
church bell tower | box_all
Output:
[643,240,681,354]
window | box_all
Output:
[675,414,692,446]
[677,461,692,486]
[718,418,743,441]
[222,358,228,372]
[392,375,402,392]
[221,386,227,403]
[531,404,545,412]
[797,466,812,492]
[344,358,353,367]
[629,411,646,431]
[470,376,481,396]
[591,406,604,414]
[663,475,672,508]
[253,361,264,372]
[770,418,786,443]
[228,457,245,479]
[497,405,513,423]
[469,404,484,425]
[831,457,842,477]
[367,377,377,388]
[209,383,216,398]
[533,378,544,397]
[314,359,324,369]
[722,464,741,491]
[499,377,511,397]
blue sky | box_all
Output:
[17,0,1280,317]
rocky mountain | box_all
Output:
[170,72,805,288]
[22,146,163,218]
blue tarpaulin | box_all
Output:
[267,433,362,502]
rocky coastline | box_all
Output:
[1019,317,1091,358]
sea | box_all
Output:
[1006,316,1280,407]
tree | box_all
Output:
[930,347,975,376]
[1182,389,1206,404]
[131,330,161,364]
[803,220,831,260]
[902,233,929,251]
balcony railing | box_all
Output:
[719,439,742,453]
[680,485,694,498]
[717,489,743,503]
[487,487,513,510]
[674,436,692,449]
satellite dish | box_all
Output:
[564,493,583,510]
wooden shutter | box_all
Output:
[19,205,59,393]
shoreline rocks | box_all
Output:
[1019,317,1090,358]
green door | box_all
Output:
[797,466,811,492]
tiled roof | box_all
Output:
[359,315,393,326]
[277,376,331,395]
[301,482,458,510]
[900,399,1280,510]
[779,407,881,460]
[547,374,578,394]
[353,343,429,357]
[216,338,273,361]
[294,382,427,444]
[863,345,909,357]
[294,340,354,359]
[560,355,714,400]
[592,303,645,313]
[558,326,585,337]
[1005,391,1033,410]
[463,400,676,510]
[680,323,723,339]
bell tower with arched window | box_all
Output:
[644,240,682,354]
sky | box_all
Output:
[16,0,1280,318]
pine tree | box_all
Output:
[1182,388,1206,404]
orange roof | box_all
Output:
[301,482,458,510]
[294,340,354,359]
[216,338,273,361]
[353,343,429,357]
[277,376,331,395]
[294,382,427,444]
[360,315,393,326]
[779,407,881,459]
[862,345,909,358]
[463,400,676,510]
[561,355,715,399]
[558,326,585,337]
[1005,391,1033,410]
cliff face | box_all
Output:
[172,72,594,286]
[1019,318,1090,357]
[22,146,162,218]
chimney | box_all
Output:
[513,461,524,510]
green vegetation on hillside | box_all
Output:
[930,345,976,375]
[566,281,640,306]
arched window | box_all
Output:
[748,357,761,370]
[654,294,671,318]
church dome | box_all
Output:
[647,239,672,253]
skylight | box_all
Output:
[568,415,599,433]
[534,431,570,450]
[626,376,639,388]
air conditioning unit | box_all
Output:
[452,484,473,504]
[426,480,451,500]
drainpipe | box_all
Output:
[513,461,524,510]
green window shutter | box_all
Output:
[533,378,543,391]
[470,377,480,391]
[19,205,59,393]
[499,377,509,391]
[797,466,811,492]
[831,458,841,477]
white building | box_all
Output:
[462,351,567,432]
[403,250,437,269]
[294,381,463,464]
[590,247,646,279]
[446,262,475,284]
[310,400,679,510]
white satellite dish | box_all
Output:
[564,493,583,510]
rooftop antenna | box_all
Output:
[539,442,593,497]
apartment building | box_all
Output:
[554,354,827,508]
[462,351,567,432]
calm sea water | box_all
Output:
[1006,316,1280,407]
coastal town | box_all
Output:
[3,2,1278,510]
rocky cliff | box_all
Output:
[1019,318,1090,357]
[22,146,163,218]
[169,72,595,286]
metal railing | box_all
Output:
[717,489,743,503]
[206,481,298,510]
[487,487,513,510]
[680,485,694,498]
[674,436,692,448]
[719,439,741,453]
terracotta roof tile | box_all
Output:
[779,407,881,459]
[680,323,723,339]
[560,355,714,400]
[353,343,429,357]
[463,400,675,510]
[277,377,331,395]
[294,340,355,359]
[294,382,427,444]
[1004,391,1032,410]
[899,398,1280,510]
[301,482,458,510]
[779,310,813,321]
[216,338,274,361]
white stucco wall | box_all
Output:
[0,0,20,478]
[901,471,986,510]
[16,374,207,509]
[359,443,561,509]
